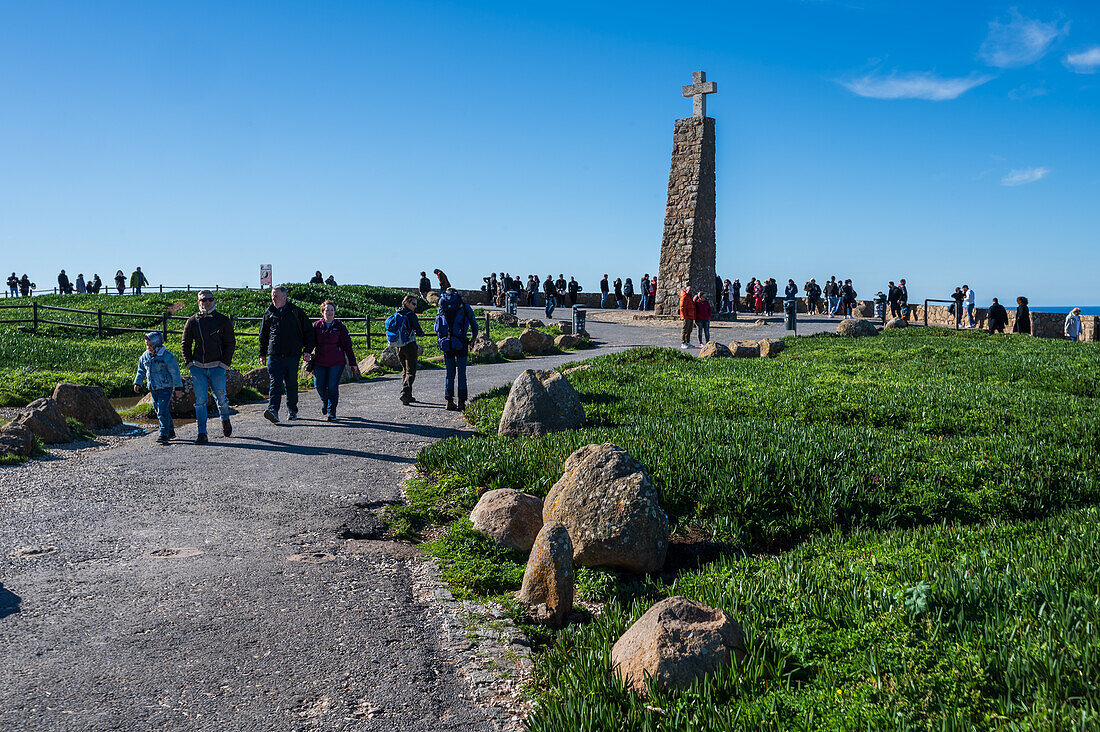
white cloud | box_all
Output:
[979,10,1067,68]
[1001,167,1049,186]
[839,71,993,101]
[1065,47,1100,73]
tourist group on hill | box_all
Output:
[132,282,479,444]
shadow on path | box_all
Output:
[0,584,20,620]
[216,436,418,462]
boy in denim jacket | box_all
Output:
[134,331,184,444]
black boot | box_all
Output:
[446,398,458,411]
[457,391,467,411]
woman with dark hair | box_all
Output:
[114,270,126,295]
[1012,296,1032,335]
[309,300,358,421]
[310,271,324,284]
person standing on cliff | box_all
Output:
[542,274,557,319]
[433,269,451,291]
[1065,308,1083,342]
[639,274,651,311]
[1013,297,1032,335]
[130,267,148,295]
[418,271,432,298]
[600,275,610,308]
[182,289,236,442]
[963,285,976,328]
[987,298,1008,334]
[679,286,696,349]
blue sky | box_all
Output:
[1,1,1097,303]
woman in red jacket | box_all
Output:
[693,292,712,345]
[309,300,359,420]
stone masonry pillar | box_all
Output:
[654,116,716,315]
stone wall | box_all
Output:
[654,117,717,315]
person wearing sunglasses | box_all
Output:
[181,290,236,443]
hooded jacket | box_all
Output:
[182,309,236,369]
[679,291,696,320]
[135,332,183,392]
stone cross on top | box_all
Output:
[682,70,717,118]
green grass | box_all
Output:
[404,330,1100,729]
[0,285,577,406]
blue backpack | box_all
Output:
[435,292,470,354]
[385,309,414,347]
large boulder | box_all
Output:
[698,341,731,358]
[424,290,440,306]
[543,444,668,574]
[487,311,519,327]
[496,337,524,359]
[498,370,585,437]
[518,521,574,627]
[243,367,270,395]
[884,317,908,330]
[729,341,760,358]
[758,339,786,358]
[357,355,383,376]
[555,321,574,335]
[469,489,544,553]
[469,334,500,362]
[837,318,879,337]
[11,398,72,444]
[51,383,122,430]
[611,596,746,696]
[554,334,584,350]
[853,301,875,318]
[0,424,36,458]
[519,328,554,355]
[520,319,545,329]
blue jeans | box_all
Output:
[313,364,344,413]
[696,321,710,343]
[190,366,228,434]
[266,355,299,415]
[638,294,648,310]
[444,353,468,400]
[545,299,555,318]
[966,303,976,327]
[151,387,174,437]
[600,292,608,308]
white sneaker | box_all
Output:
[680,343,689,349]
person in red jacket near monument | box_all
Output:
[679,286,696,349]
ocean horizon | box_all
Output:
[1017,306,1100,316]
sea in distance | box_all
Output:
[1020,305,1100,315]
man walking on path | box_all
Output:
[130,267,148,295]
[182,290,236,443]
[542,275,557,319]
[679,286,696,349]
[259,286,314,423]
[435,289,478,411]
[390,294,425,406]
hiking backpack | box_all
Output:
[385,309,414,347]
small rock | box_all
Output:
[380,343,423,370]
[884,317,908,330]
[518,521,574,627]
[487,311,519,328]
[554,334,583,350]
[758,339,786,358]
[611,596,745,696]
[698,341,731,358]
[0,424,35,458]
[519,328,554,355]
[753,318,766,326]
[51,383,122,430]
[543,443,668,574]
[498,370,585,437]
[556,322,574,335]
[357,355,383,376]
[496,337,524,359]
[470,489,544,552]
[12,398,72,444]
[520,319,545,329]
[837,318,879,337]
[337,514,387,540]
[243,367,270,395]
[729,341,760,358]
[424,290,440,306]
[469,334,499,362]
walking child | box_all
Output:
[134,332,184,444]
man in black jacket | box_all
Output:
[58,269,71,295]
[259,286,315,423]
[418,271,432,297]
[182,290,236,442]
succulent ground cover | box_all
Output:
[0,284,568,406]
[409,331,1100,729]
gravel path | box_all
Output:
[0,315,834,730]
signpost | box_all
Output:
[260,264,272,289]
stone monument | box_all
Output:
[654,71,717,315]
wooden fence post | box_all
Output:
[32,301,38,332]
[159,284,163,293]
[366,316,371,350]
[97,309,103,338]
[162,313,168,339]
[485,313,490,339]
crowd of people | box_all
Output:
[133,281,481,444]
[6,268,151,296]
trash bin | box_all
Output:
[505,290,519,317]
[784,299,797,333]
[873,292,887,323]
[572,305,587,336]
